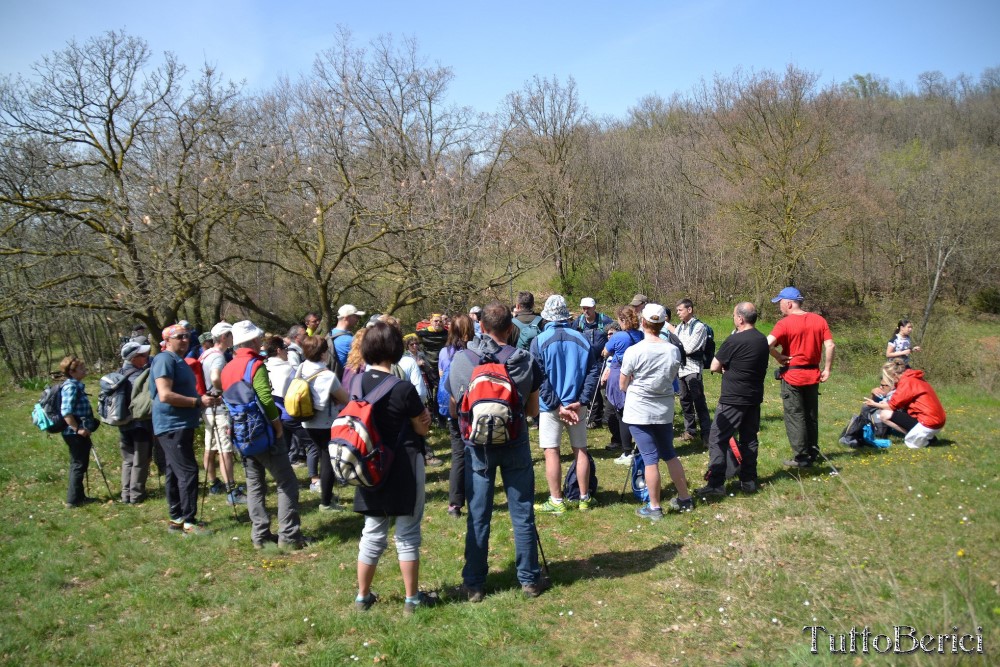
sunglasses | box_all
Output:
[171,334,190,340]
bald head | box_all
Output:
[734,302,758,330]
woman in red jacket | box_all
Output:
[864,360,945,448]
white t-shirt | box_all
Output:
[299,359,345,429]
[620,339,681,425]
[264,357,294,399]
[201,348,227,415]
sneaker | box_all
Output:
[522,577,551,599]
[586,421,601,430]
[447,505,462,518]
[677,432,695,442]
[606,442,622,451]
[534,497,567,515]
[183,522,212,536]
[695,485,725,499]
[308,480,321,493]
[167,519,184,533]
[635,503,663,521]
[740,480,759,494]
[354,592,378,611]
[318,501,345,512]
[449,583,484,603]
[227,489,247,506]
[578,495,598,511]
[253,533,279,549]
[613,452,634,466]
[425,455,445,467]
[403,591,439,615]
[783,459,814,469]
[208,479,226,495]
[667,497,694,512]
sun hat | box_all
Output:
[541,294,571,322]
[231,320,265,346]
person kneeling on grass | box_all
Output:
[352,321,437,615]
[619,304,694,521]
[863,360,945,448]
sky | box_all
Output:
[1,1,998,118]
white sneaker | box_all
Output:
[613,453,633,465]
[309,480,321,493]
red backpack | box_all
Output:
[457,347,522,446]
[184,357,207,396]
[328,375,401,488]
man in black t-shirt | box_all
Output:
[696,302,770,498]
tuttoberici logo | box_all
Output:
[803,625,984,655]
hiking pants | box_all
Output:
[62,432,92,505]
[243,440,303,545]
[119,426,151,503]
[159,428,199,524]
[705,402,761,487]
[781,381,820,463]
[678,372,712,441]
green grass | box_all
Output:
[1,332,998,666]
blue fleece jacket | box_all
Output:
[530,321,600,412]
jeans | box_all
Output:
[781,381,820,463]
[447,418,465,508]
[119,426,152,503]
[463,437,541,588]
[243,439,303,545]
[705,403,761,486]
[62,432,92,505]
[159,428,199,524]
[678,373,712,440]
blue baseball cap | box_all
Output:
[771,287,803,303]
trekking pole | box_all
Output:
[209,410,241,523]
[90,443,114,501]
[199,415,211,521]
[532,523,550,577]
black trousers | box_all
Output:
[159,428,200,524]
[62,432,92,505]
[705,402,761,487]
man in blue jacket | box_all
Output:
[531,295,601,514]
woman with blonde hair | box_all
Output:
[864,359,945,448]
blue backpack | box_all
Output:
[222,360,274,457]
[563,451,598,501]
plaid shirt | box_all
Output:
[60,377,94,435]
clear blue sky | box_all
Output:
[2,1,997,118]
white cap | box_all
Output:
[641,303,667,324]
[210,321,233,339]
[231,320,264,346]
[580,297,596,308]
[337,304,366,318]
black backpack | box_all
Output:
[327,331,351,380]
[563,451,598,501]
[31,381,67,433]
[690,318,715,368]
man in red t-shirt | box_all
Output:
[766,287,835,468]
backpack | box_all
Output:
[222,359,274,457]
[98,372,133,426]
[31,381,67,433]
[695,320,716,368]
[457,347,521,446]
[629,454,649,503]
[436,359,452,418]
[129,368,152,421]
[563,451,599,501]
[184,357,207,396]
[512,315,542,351]
[328,374,401,488]
[284,367,325,419]
[327,331,351,380]
[575,313,607,334]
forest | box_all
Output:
[1,30,998,380]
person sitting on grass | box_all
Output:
[864,359,945,449]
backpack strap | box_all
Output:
[360,374,402,404]
[243,357,264,384]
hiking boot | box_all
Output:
[447,505,462,518]
[167,519,184,533]
[740,480,759,494]
[606,442,622,451]
[182,522,212,536]
[227,489,247,506]
[635,504,663,521]
[667,497,694,512]
[534,497,567,515]
[613,452,633,466]
[450,583,485,603]
[578,495,598,511]
[319,501,345,512]
[695,485,726,499]
[586,421,601,430]
[354,592,378,611]
[208,479,226,495]
[425,455,445,467]
[278,536,314,550]
[677,432,695,443]
[253,533,279,549]
[783,459,814,469]
[403,591,439,615]
[522,577,551,599]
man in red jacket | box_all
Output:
[865,363,945,448]
[221,320,308,550]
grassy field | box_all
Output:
[0,321,997,666]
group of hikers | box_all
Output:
[45,286,947,613]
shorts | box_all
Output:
[628,423,677,466]
[538,408,589,450]
[204,411,234,454]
